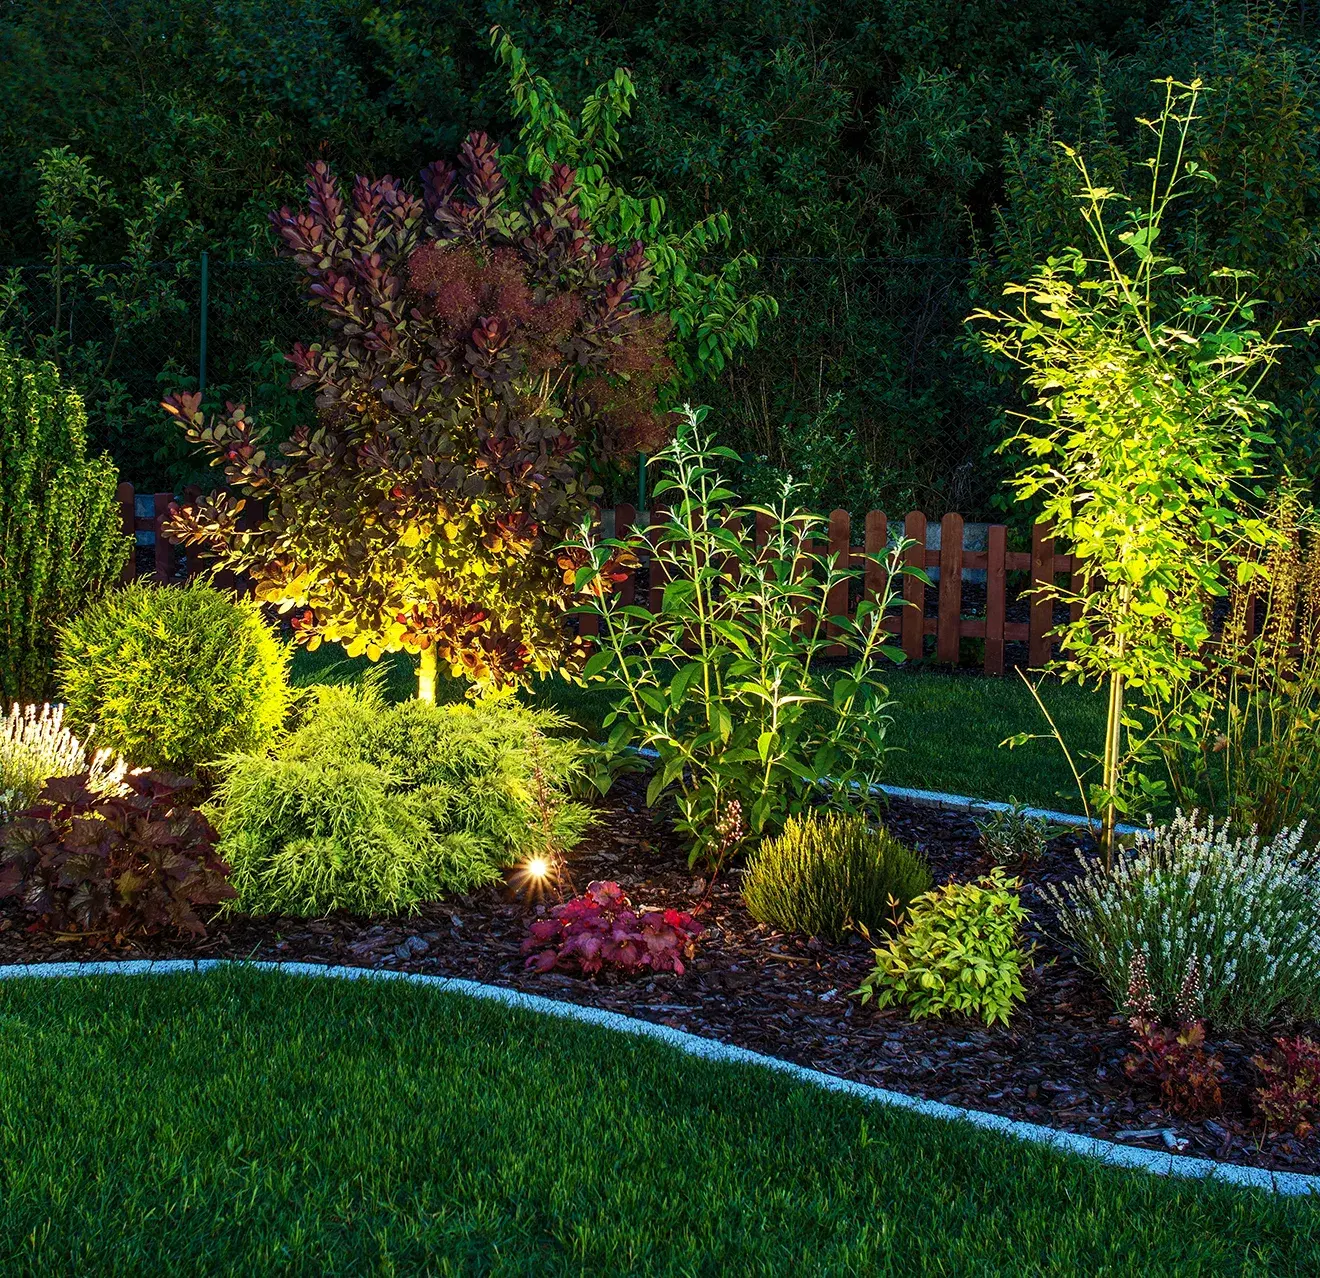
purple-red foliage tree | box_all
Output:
[165,134,672,694]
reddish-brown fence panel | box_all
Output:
[115,485,1077,672]
[118,483,182,585]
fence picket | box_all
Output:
[614,502,636,606]
[826,509,850,655]
[985,524,1007,676]
[863,510,887,601]
[901,511,927,661]
[151,492,175,582]
[936,512,963,664]
[116,482,135,584]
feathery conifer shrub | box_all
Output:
[213,679,591,917]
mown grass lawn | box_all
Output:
[0,968,1312,1275]
[291,647,1107,813]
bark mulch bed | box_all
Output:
[0,775,1314,1177]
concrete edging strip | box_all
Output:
[876,784,1146,837]
[631,745,1145,837]
[0,957,1313,1197]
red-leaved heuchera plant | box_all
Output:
[1254,1035,1320,1139]
[0,771,235,941]
[523,880,701,976]
[1123,953,1225,1117]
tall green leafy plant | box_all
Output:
[491,30,777,387]
[0,341,128,704]
[1163,483,1320,836]
[972,79,1288,857]
[569,407,916,867]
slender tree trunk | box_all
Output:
[417,646,437,703]
[1101,669,1124,868]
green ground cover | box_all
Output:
[0,968,1311,1275]
[290,648,1107,813]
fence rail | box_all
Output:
[118,484,1077,675]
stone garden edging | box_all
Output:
[875,784,1146,838]
[1,958,1313,1197]
[631,744,1147,837]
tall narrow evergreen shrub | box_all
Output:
[0,342,128,703]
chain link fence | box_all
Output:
[2,254,995,513]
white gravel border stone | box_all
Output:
[0,958,1313,1197]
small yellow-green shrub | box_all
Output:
[213,680,593,917]
[57,580,291,777]
[856,869,1031,1026]
[741,811,930,940]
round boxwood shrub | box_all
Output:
[56,580,292,776]
[741,811,932,941]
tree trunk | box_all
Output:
[417,646,437,703]
[1101,669,1124,868]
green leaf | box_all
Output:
[581,649,613,680]
[668,660,705,709]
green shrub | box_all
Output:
[1047,812,1320,1030]
[975,800,1053,869]
[213,755,497,917]
[741,812,931,940]
[213,680,592,917]
[856,869,1031,1027]
[0,702,127,824]
[575,409,919,867]
[56,580,292,777]
[0,341,129,704]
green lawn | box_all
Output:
[291,647,1106,813]
[0,968,1311,1275]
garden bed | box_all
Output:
[1,774,1314,1177]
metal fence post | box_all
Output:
[637,453,647,516]
[198,250,209,393]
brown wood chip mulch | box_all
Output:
[1,774,1315,1176]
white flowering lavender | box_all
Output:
[0,703,128,823]
[1047,811,1320,1029]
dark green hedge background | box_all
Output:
[4,0,1318,518]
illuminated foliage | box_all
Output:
[0,771,235,941]
[523,880,701,977]
[165,133,674,693]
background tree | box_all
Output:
[5,1,1319,517]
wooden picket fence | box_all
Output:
[118,484,1079,675]
[116,483,255,595]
